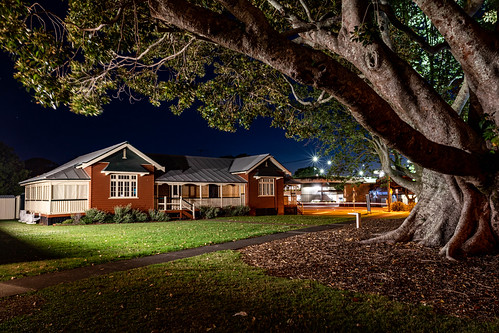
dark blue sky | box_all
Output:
[0,52,317,173]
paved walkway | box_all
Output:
[0,222,352,298]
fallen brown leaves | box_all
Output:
[240,219,499,320]
[0,294,44,323]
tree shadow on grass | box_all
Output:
[0,228,59,264]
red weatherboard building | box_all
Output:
[20,142,291,224]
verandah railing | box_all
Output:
[156,196,243,210]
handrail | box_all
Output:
[155,196,197,219]
[297,201,304,215]
[181,198,196,219]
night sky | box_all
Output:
[0,52,317,173]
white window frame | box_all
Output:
[258,178,275,197]
[110,174,138,198]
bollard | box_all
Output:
[348,212,361,228]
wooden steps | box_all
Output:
[164,209,197,220]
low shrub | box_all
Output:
[132,209,149,222]
[113,204,133,223]
[84,208,109,224]
[79,215,93,225]
[199,206,221,219]
[199,205,250,219]
[406,202,417,211]
[61,219,74,225]
[226,205,250,216]
[390,201,407,211]
[390,201,418,211]
[71,213,85,225]
[148,209,170,222]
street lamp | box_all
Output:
[387,175,392,212]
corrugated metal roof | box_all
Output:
[229,154,269,173]
[20,142,126,184]
[19,142,278,186]
[152,155,247,184]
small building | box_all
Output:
[290,177,377,205]
[20,142,290,225]
[369,177,417,205]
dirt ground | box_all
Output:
[240,218,499,320]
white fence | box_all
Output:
[187,197,243,208]
[0,196,21,220]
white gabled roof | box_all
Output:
[20,142,165,185]
[229,154,291,175]
[76,142,165,172]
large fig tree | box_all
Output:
[1,0,498,258]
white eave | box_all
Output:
[233,155,291,176]
[76,142,165,172]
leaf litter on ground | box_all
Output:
[240,218,499,320]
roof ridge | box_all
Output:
[20,142,127,184]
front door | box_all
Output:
[170,184,182,198]
[209,184,219,198]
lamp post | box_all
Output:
[387,176,392,212]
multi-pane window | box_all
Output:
[110,174,137,198]
[258,178,274,197]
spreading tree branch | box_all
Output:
[414,0,499,124]
[217,0,273,34]
[267,0,340,37]
[66,7,124,32]
[147,0,496,177]
[378,3,449,54]
[298,0,313,22]
[372,136,421,194]
[451,76,470,116]
[282,75,333,107]
[304,0,486,154]
[464,0,485,16]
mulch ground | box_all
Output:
[240,218,499,320]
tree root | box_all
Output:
[361,204,419,245]
[439,180,496,259]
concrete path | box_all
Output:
[0,223,350,298]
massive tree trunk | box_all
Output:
[365,170,499,258]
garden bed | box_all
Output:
[241,218,499,320]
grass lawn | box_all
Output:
[0,219,311,281]
[0,215,350,281]
[1,251,496,332]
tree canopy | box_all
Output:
[1,0,499,257]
